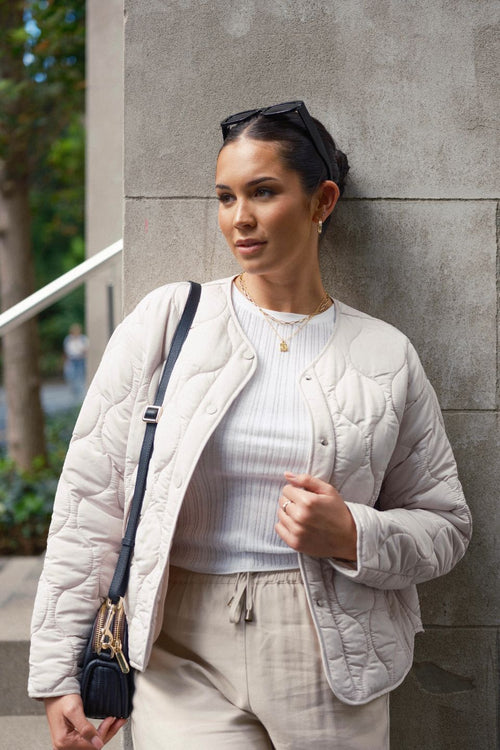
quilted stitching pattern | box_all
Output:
[28,278,471,705]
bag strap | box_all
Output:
[108,281,201,602]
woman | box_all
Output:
[29,101,471,749]
[63,323,89,403]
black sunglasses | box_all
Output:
[220,100,333,181]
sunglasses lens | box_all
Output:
[220,102,330,181]
[221,108,259,127]
[263,101,302,116]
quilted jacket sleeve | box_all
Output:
[330,341,472,590]
[28,296,153,698]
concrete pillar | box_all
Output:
[122,1,499,747]
[85,0,124,379]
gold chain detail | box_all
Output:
[238,274,331,352]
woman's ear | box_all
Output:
[315,180,340,222]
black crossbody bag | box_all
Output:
[80,281,201,719]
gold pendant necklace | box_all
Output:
[237,274,331,352]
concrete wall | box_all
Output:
[122,1,499,747]
[85,0,124,378]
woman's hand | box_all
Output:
[276,473,357,561]
[44,694,127,749]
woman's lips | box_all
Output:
[235,240,266,255]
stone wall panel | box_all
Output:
[417,412,500,627]
[390,628,498,750]
[323,200,496,409]
[124,198,234,312]
[124,0,499,200]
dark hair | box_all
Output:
[221,111,349,232]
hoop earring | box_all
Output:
[317,220,323,235]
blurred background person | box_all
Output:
[63,323,88,403]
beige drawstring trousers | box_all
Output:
[131,567,389,750]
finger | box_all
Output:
[96,717,116,737]
[78,727,104,750]
[46,696,103,750]
[277,503,302,534]
[51,725,102,750]
[280,484,315,516]
[280,498,295,517]
[284,472,333,495]
[280,496,310,529]
[97,717,128,744]
[275,520,302,551]
[66,706,104,749]
[280,482,312,509]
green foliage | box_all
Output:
[0,1,86,376]
[30,113,85,375]
[31,115,85,265]
[0,0,85,180]
[0,406,79,553]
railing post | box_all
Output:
[107,284,115,339]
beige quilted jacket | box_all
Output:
[29,277,471,705]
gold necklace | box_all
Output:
[238,274,331,352]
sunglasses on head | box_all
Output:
[220,100,333,181]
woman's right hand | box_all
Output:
[44,694,127,749]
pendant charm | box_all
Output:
[280,340,289,352]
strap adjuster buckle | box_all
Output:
[142,405,163,423]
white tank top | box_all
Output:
[169,284,336,573]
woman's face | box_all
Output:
[215,137,321,280]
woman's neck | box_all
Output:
[236,272,331,315]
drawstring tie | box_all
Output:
[227,572,255,623]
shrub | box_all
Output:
[0,407,79,555]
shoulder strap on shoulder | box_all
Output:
[108,281,201,602]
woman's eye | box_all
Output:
[255,187,273,198]
[216,193,233,204]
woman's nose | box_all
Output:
[233,199,256,228]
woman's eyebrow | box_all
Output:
[215,176,281,190]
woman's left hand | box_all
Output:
[276,473,357,561]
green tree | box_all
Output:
[0,0,85,469]
[31,114,85,376]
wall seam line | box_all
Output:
[496,200,500,411]
[443,410,498,415]
[420,625,499,630]
[123,195,499,203]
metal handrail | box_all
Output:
[0,239,123,336]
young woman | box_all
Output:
[29,101,471,750]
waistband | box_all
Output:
[168,566,301,585]
[168,566,302,624]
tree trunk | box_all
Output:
[0,166,47,469]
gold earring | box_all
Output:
[317,220,323,235]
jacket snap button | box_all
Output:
[315,599,324,607]
[243,351,254,360]
[305,375,312,381]
[320,438,328,446]
[206,404,217,414]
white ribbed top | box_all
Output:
[169,283,336,573]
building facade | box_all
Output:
[87,1,500,746]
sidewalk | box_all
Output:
[0,556,125,749]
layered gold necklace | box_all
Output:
[237,273,331,352]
